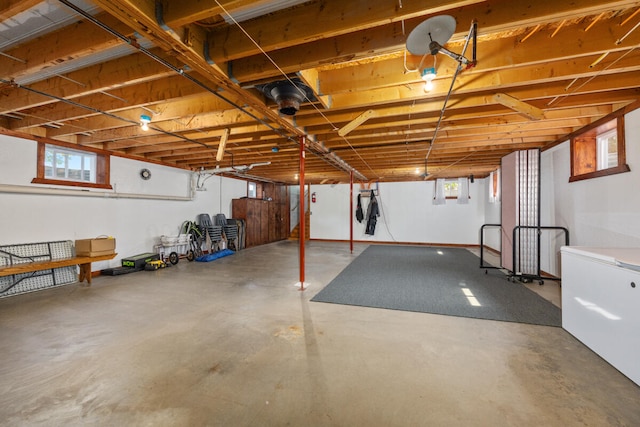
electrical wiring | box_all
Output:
[375,191,398,242]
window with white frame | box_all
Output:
[596,129,618,171]
[248,181,257,198]
[433,178,471,205]
[443,180,459,198]
[44,145,96,183]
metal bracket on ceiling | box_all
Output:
[154,1,172,32]
[203,34,240,84]
[225,61,240,84]
[203,33,215,65]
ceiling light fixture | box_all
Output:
[140,114,151,131]
[406,15,478,163]
[406,15,476,68]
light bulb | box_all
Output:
[424,80,434,92]
[421,67,436,92]
[140,114,151,131]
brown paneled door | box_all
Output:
[260,200,269,244]
[277,186,289,240]
[268,202,278,243]
[279,197,289,240]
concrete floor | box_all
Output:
[1,241,639,426]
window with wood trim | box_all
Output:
[570,116,629,182]
[32,142,112,189]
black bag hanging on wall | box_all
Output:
[356,193,364,223]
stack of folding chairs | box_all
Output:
[197,213,223,252]
[215,213,239,251]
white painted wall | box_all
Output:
[540,108,640,276]
[310,180,487,245]
[3,106,638,276]
[0,134,247,271]
[483,178,501,252]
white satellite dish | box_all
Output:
[406,15,456,56]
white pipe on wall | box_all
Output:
[0,183,195,201]
[201,162,271,174]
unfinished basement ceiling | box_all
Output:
[1,0,639,184]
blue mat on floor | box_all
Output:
[195,249,235,262]
[311,245,561,326]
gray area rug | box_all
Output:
[312,245,561,326]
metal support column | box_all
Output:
[299,135,306,290]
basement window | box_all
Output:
[444,180,459,198]
[570,116,629,182]
[248,181,257,198]
[32,142,112,189]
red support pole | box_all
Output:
[299,135,306,290]
[350,170,353,254]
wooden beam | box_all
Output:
[91,0,304,138]
[0,13,133,81]
[162,0,275,28]
[206,0,483,62]
[338,110,377,137]
[0,0,42,20]
[493,93,546,120]
[13,75,206,130]
[222,0,640,84]
[312,23,640,96]
[216,128,230,161]
[0,50,179,115]
[324,72,640,111]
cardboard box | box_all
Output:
[75,238,116,257]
